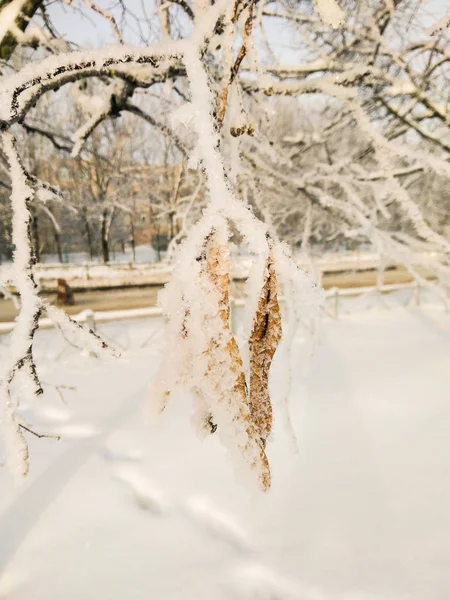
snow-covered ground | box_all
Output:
[1,294,450,600]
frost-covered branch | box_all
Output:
[2,0,448,489]
[146,1,322,491]
[0,0,44,62]
[0,132,45,476]
[0,133,118,477]
[0,45,183,130]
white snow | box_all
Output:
[428,7,450,35]
[0,296,449,599]
[0,0,28,45]
[314,0,344,29]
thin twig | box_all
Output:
[19,424,61,441]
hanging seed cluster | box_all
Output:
[154,224,282,492]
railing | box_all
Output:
[1,250,442,294]
[1,279,446,336]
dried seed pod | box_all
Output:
[205,232,248,404]
[202,229,271,491]
[249,244,282,444]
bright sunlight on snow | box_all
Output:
[1,293,450,599]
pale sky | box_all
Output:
[42,0,303,64]
[42,0,450,70]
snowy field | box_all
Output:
[1,293,450,600]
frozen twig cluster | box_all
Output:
[0,134,118,477]
[152,222,283,491]
[2,0,448,484]
[147,7,321,489]
[0,0,324,483]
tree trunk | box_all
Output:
[170,211,175,242]
[0,224,4,264]
[83,209,94,261]
[54,230,63,263]
[45,206,63,262]
[30,206,40,263]
[148,200,153,247]
[130,213,136,262]
[101,210,110,263]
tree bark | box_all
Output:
[30,206,40,263]
[101,209,110,263]
[0,0,45,62]
[130,213,136,262]
[169,211,175,242]
[82,208,94,261]
[54,230,63,263]
[44,206,63,262]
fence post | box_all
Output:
[56,278,74,306]
[84,309,96,332]
[83,310,97,357]
[408,281,420,308]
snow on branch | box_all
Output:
[0,132,42,477]
[428,7,450,35]
[314,0,344,29]
[0,43,182,129]
[0,134,118,478]
[0,0,326,488]
[145,3,322,491]
[71,80,134,157]
[0,0,28,43]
